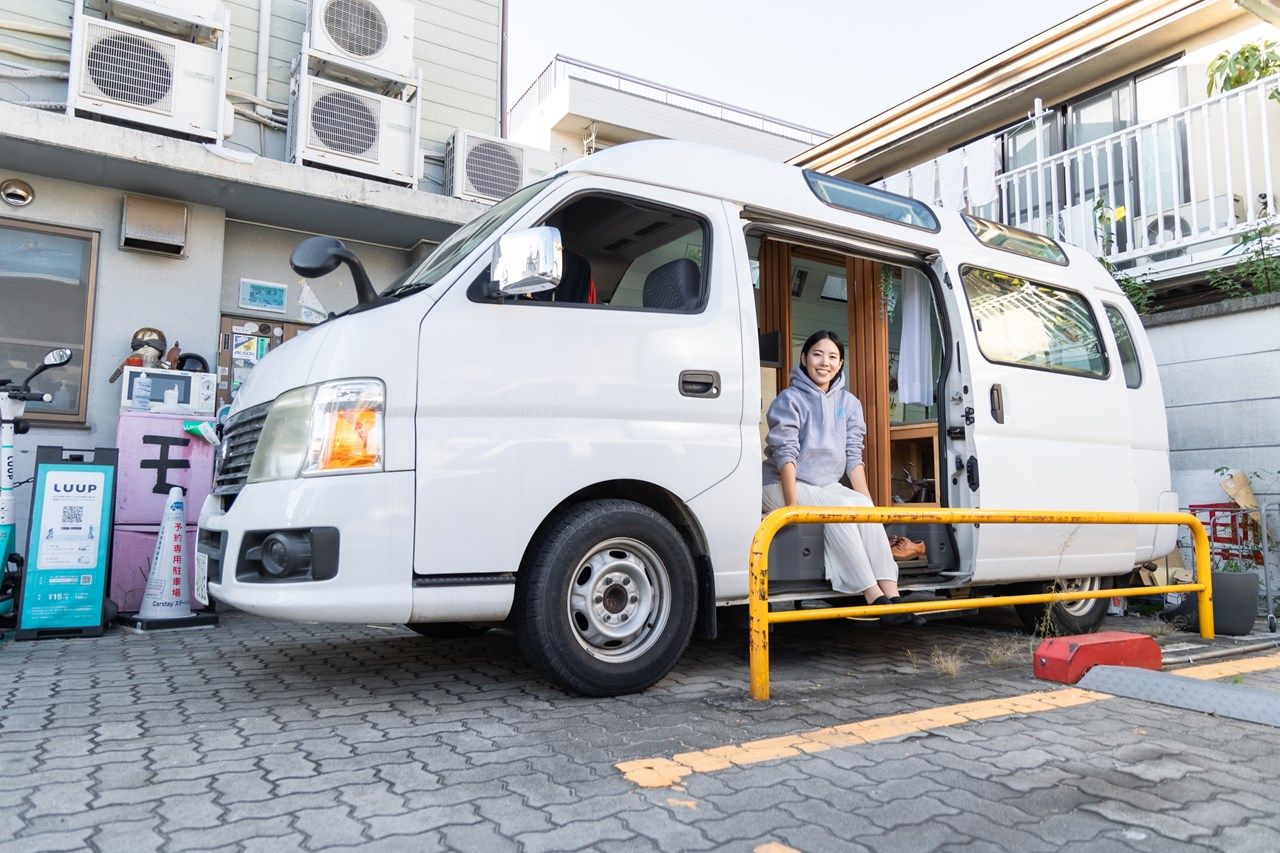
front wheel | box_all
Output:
[515,499,697,696]
[1014,575,1111,636]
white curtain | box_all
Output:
[898,270,934,406]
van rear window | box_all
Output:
[961,267,1108,379]
[962,214,1068,265]
[804,172,939,232]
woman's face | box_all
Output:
[802,337,843,391]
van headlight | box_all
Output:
[247,380,384,483]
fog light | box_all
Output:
[259,531,312,578]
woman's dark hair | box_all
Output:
[801,329,845,360]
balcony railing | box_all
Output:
[979,74,1279,269]
[508,55,832,146]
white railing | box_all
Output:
[507,55,832,146]
[981,74,1279,267]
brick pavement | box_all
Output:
[2,610,1279,851]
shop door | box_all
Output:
[216,316,310,409]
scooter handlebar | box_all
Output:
[11,390,51,403]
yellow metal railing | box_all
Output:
[748,507,1214,701]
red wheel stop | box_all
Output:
[1033,631,1162,684]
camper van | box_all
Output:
[198,141,1176,696]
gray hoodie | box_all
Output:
[762,365,866,487]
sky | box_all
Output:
[507,0,1102,134]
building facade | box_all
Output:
[507,55,830,166]
[0,0,503,542]
[792,0,1280,506]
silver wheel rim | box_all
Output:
[566,537,671,664]
[1054,576,1103,617]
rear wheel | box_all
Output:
[1014,575,1111,636]
[516,499,697,696]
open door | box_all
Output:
[934,252,1138,584]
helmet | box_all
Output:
[130,327,166,353]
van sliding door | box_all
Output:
[936,252,1138,584]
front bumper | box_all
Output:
[199,471,415,623]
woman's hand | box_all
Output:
[849,465,874,504]
[780,462,798,506]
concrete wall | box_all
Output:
[1145,293,1280,507]
[220,220,409,321]
[1,168,225,544]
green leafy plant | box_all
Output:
[1208,219,1280,298]
[1206,39,1280,103]
[1092,196,1156,313]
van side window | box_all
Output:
[1103,304,1143,388]
[961,267,1109,378]
[526,194,708,312]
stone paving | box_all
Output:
[2,608,1279,852]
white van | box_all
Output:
[199,141,1176,696]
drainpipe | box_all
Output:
[255,0,272,118]
[498,0,507,137]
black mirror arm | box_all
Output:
[332,246,378,305]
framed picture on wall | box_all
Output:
[238,279,288,314]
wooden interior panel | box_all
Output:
[846,257,891,506]
[758,238,792,393]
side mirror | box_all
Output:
[490,227,562,297]
[22,348,73,388]
[290,236,378,305]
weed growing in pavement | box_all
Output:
[1135,618,1176,639]
[930,648,963,678]
[982,637,1025,667]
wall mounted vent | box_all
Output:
[120,194,189,257]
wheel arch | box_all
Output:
[521,479,710,568]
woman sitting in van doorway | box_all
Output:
[763,330,924,627]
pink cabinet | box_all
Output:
[110,411,215,611]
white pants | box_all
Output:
[763,481,898,595]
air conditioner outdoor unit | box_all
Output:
[69,14,227,142]
[105,0,225,37]
[445,130,556,203]
[306,0,415,85]
[289,72,421,186]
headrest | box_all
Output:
[642,258,701,311]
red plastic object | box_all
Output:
[1033,631,1162,684]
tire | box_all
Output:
[405,623,490,639]
[1014,575,1111,636]
[515,499,697,696]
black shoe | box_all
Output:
[873,595,913,627]
[890,596,926,628]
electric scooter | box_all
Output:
[0,348,74,623]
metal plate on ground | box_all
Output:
[1079,665,1280,728]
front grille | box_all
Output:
[213,402,270,496]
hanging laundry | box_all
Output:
[966,135,1000,208]
[884,170,911,198]
[938,149,966,210]
[912,160,938,204]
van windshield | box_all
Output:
[384,178,555,298]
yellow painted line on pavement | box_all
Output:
[617,653,1280,789]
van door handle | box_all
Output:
[679,370,720,398]
[990,384,1005,423]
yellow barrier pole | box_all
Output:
[747,507,1216,702]
[748,510,787,702]
[1190,514,1214,638]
